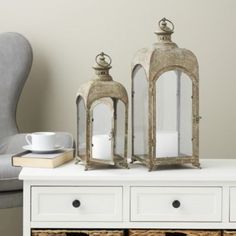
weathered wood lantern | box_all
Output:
[76,52,129,170]
[131,18,201,170]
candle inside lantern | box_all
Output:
[133,131,178,157]
[92,134,112,160]
[156,131,178,157]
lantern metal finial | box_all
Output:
[95,52,112,69]
[93,52,113,81]
[158,18,174,33]
[154,17,177,49]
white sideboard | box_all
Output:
[19,159,236,236]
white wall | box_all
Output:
[0,0,235,160]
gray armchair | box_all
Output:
[0,33,73,209]
[0,32,32,209]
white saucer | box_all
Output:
[23,145,64,153]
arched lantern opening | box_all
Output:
[155,70,193,159]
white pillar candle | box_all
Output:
[156,131,178,157]
[92,134,112,160]
[133,131,178,156]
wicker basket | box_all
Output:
[224,231,236,236]
[31,229,124,236]
[128,230,221,236]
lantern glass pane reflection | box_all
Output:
[77,96,86,157]
[179,72,192,156]
[115,100,126,157]
[156,70,192,158]
[132,65,148,157]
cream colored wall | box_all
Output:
[1,0,236,160]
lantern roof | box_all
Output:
[76,52,128,107]
[132,18,199,82]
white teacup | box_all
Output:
[25,132,57,150]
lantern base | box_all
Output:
[132,154,200,171]
[76,154,129,170]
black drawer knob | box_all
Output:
[172,200,181,208]
[72,199,81,208]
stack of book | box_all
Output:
[12,149,74,168]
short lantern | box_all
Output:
[131,18,201,170]
[76,52,129,170]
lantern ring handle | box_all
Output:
[158,18,174,32]
[95,52,112,67]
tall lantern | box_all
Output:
[131,18,201,171]
[76,52,129,170]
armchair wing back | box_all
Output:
[0,32,33,141]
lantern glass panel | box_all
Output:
[91,98,113,160]
[78,96,86,156]
[179,72,192,156]
[156,70,192,158]
[132,65,148,157]
[115,100,125,157]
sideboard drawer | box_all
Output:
[230,187,236,222]
[131,187,222,222]
[31,186,123,222]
